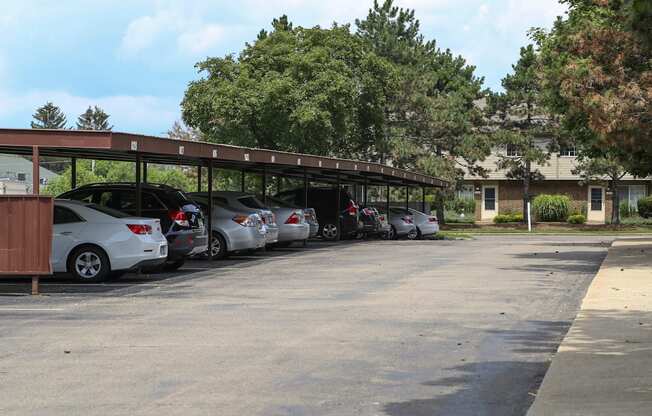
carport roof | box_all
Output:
[0,128,446,187]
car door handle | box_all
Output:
[60,231,73,236]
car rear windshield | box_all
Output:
[238,196,266,209]
[87,204,130,218]
[169,190,191,206]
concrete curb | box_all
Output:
[527,238,652,416]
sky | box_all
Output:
[0,0,568,136]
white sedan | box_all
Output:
[52,199,168,282]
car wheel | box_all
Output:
[321,223,339,241]
[163,259,185,271]
[209,232,228,260]
[388,225,398,240]
[407,229,419,240]
[68,246,110,283]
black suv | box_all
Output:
[59,183,208,270]
[274,187,360,240]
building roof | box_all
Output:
[0,154,58,181]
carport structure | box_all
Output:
[0,128,446,289]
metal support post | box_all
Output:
[135,153,142,217]
[71,157,77,189]
[207,161,214,261]
[197,165,202,192]
[422,187,426,213]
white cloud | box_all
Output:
[119,11,178,56]
[0,89,179,135]
[177,24,225,55]
[118,7,227,58]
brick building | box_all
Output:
[462,141,652,223]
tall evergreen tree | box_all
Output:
[486,45,557,222]
[356,0,490,222]
[31,102,67,129]
[76,106,113,130]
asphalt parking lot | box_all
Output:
[0,235,612,416]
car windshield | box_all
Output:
[238,196,266,209]
[86,204,130,218]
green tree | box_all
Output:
[487,45,557,221]
[534,0,652,176]
[167,120,203,141]
[76,106,113,130]
[31,102,67,129]
[182,16,396,158]
[356,0,490,222]
[43,160,194,196]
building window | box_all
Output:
[618,185,648,212]
[559,146,577,157]
[506,144,521,157]
[590,188,603,211]
[484,187,496,211]
[457,184,474,200]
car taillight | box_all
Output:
[127,224,152,235]
[402,216,413,224]
[285,212,302,224]
[169,210,190,228]
[428,216,438,223]
[346,200,358,216]
[233,215,258,227]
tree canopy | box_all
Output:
[31,102,67,129]
[534,0,652,175]
[76,106,113,130]
[182,17,396,159]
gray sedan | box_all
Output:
[264,197,311,247]
[387,208,418,240]
[209,192,279,246]
[190,193,267,259]
[408,208,440,239]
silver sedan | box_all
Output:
[209,192,280,246]
[408,208,440,239]
[190,193,267,259]
[387,208,418,240]
[264,197,310,247]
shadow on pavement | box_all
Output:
[383,320,575,416]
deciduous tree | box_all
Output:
[534,0,652,176]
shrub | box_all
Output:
[493,212,524,224]
[638,197,652,218]
[568,214,587,225]
[620,201,633,218]
[445,197,475,214]
[532,194,570,222]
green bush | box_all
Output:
[493,212,524,224]
[444,197,475,214]
[568,214,587,225]
[620,201,634,218]
[638,197,652,219]
[532,194,571,222]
